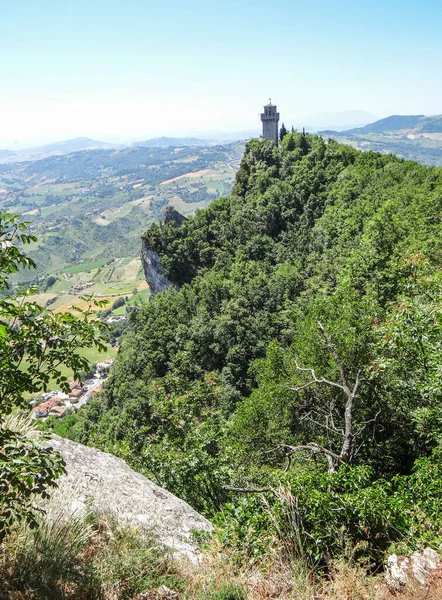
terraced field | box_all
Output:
[0,142,243,297]
[26,257,149,315]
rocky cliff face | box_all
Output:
[140,207,187,296]
[163,206,187,226]
[43,436,212,561]
[141,243,176,296]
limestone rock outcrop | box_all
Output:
[163,206,187,226]
[140,207,186,296]
[141,243,176,296]
[386,548,441,588]
[43,435,212,561]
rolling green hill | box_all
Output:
[320,113,442,165]
[134,136,212,147]
[0,136,222,165]
[0,143,243,294]
[346,114,425,133]
[61,134,442,570]
[0,137,117,164]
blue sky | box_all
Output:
[1,0,442,145]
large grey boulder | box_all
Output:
[43,436,212,561]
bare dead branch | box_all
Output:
[264,442,339,474]
[287,443,339,461]
[262,444,287,456]
[223,486,273,494]
[285,323,371,469]
[354,410,381,438]
[353,440,366,457]
[317,321,349,392]
[291,359,346,393]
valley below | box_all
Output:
[0,142,243,297]
[2,130,442,600]
[320,114,442,165]
[0,141,243,395]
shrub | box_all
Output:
[392,456,442,549]
[214,496,273,564]
[217,467,406,568]
[0,416,65,543]
[45,275,57,289]
[278,466,404,565]
[0,507,183,600]
[218,462,442,569]
[202,582,247,600]
[111,296,126,310]
[0,212,107,539]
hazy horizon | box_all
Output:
[0,109,381,150]
[2,0,442,147]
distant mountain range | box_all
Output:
[0,113,377,164]
[0,150,16,160]
[319,114,442,166]
[133,136,213,148]
[3,113,442,167]
[321,114,442,136]
[0,138,116,164]
[299,110,377,132]
[0,136,217,165]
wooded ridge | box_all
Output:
[60,132,442,566]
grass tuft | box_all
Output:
[202,582,247,600]
[0,504,183,600]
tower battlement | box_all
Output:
[260,101,280,146]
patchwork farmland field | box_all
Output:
[25,257,149,315]
[1,142,243,395]
[0,142,243,295]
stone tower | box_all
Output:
[260,100,280,146]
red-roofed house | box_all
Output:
[31,397,62,418]
[49,405,68,418]
[69,388,84,402]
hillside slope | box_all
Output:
[0,143,242,286]
[320,114,442,165]
[64,134,442,565]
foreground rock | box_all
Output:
[43,436,212,561]
[386,548,441,588]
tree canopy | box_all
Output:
[65,134,442,563]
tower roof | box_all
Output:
[264,102,276,108]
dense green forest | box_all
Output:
[63,133,442,566]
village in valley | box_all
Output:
[29,359,114,421]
